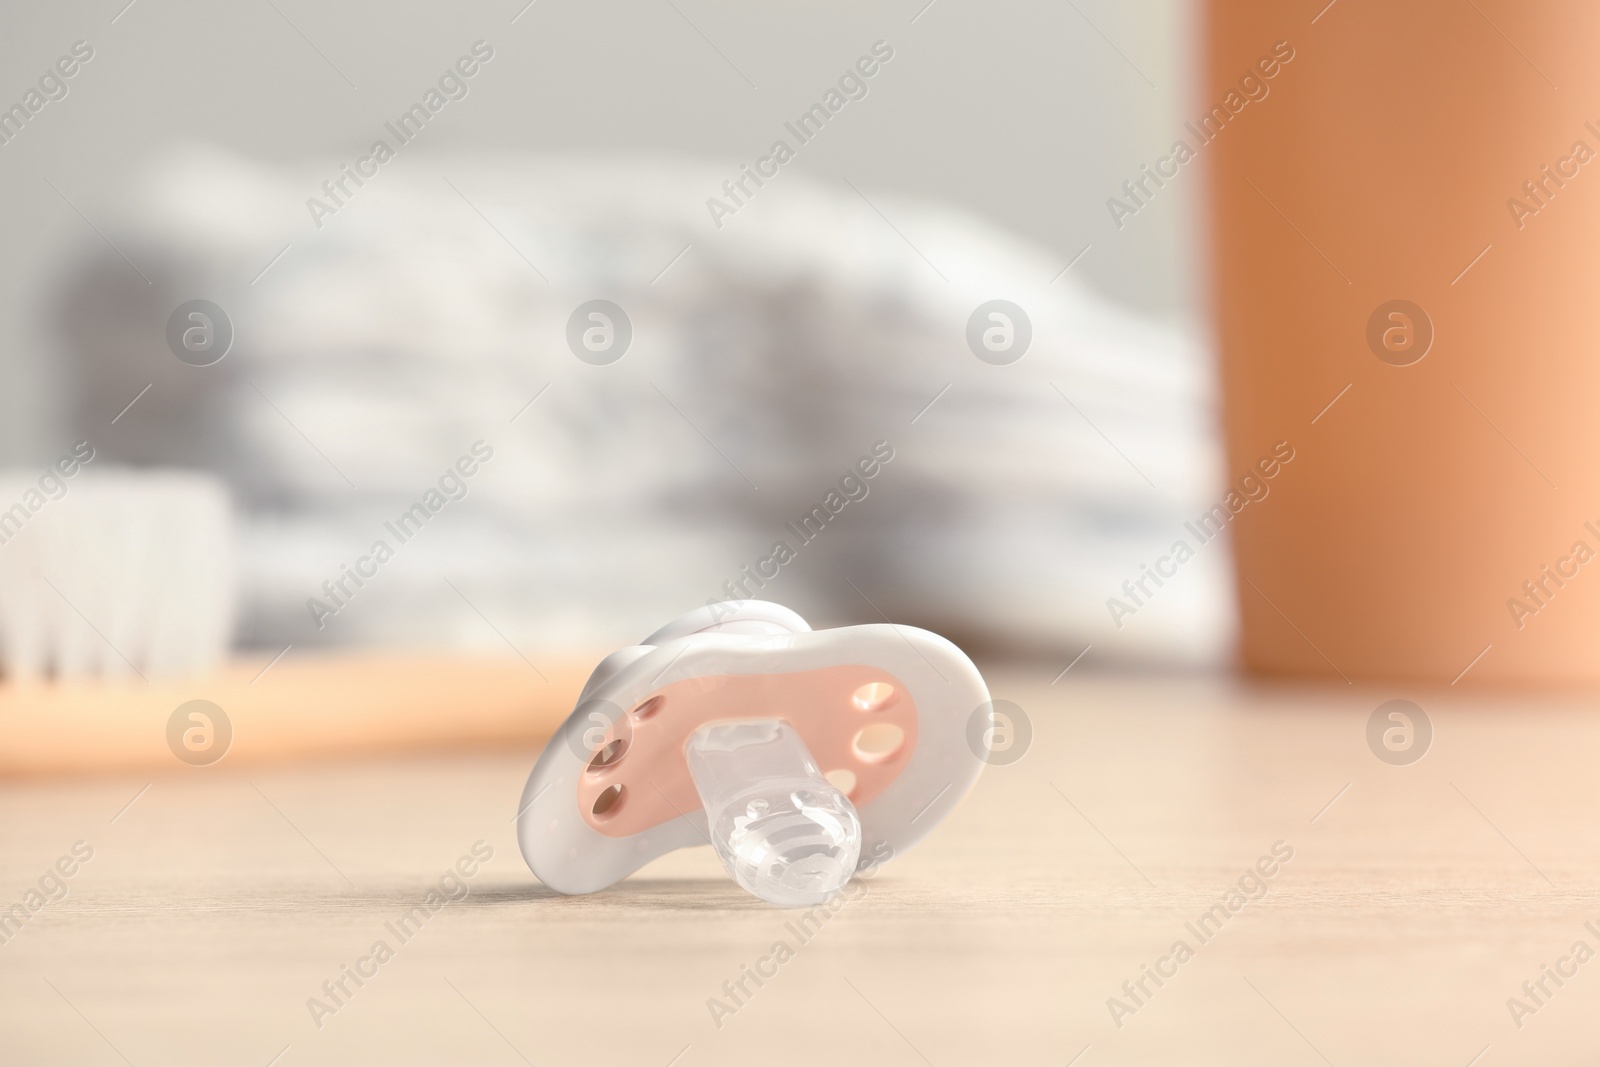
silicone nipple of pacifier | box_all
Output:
[684,719,862,906]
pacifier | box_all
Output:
[515,600,989,905]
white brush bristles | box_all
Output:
[0,469,234,680]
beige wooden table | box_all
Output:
[3,667,1598,1065]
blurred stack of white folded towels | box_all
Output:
[30,146,1231,674]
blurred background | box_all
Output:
[0,0,1228,683]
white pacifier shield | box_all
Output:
[515,602,989,895]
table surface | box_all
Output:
[3,667,1599,1066]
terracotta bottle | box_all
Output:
[1207,0,1599,684]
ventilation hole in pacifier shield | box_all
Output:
[852,723,905,763]
[588,739,627,773]
[630,696,664,721]
[851,681,896,712]
[824,768,858,796]
[592,783,626,818]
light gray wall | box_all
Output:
[0,0,1199,462]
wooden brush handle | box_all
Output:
[0,652,594,776]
